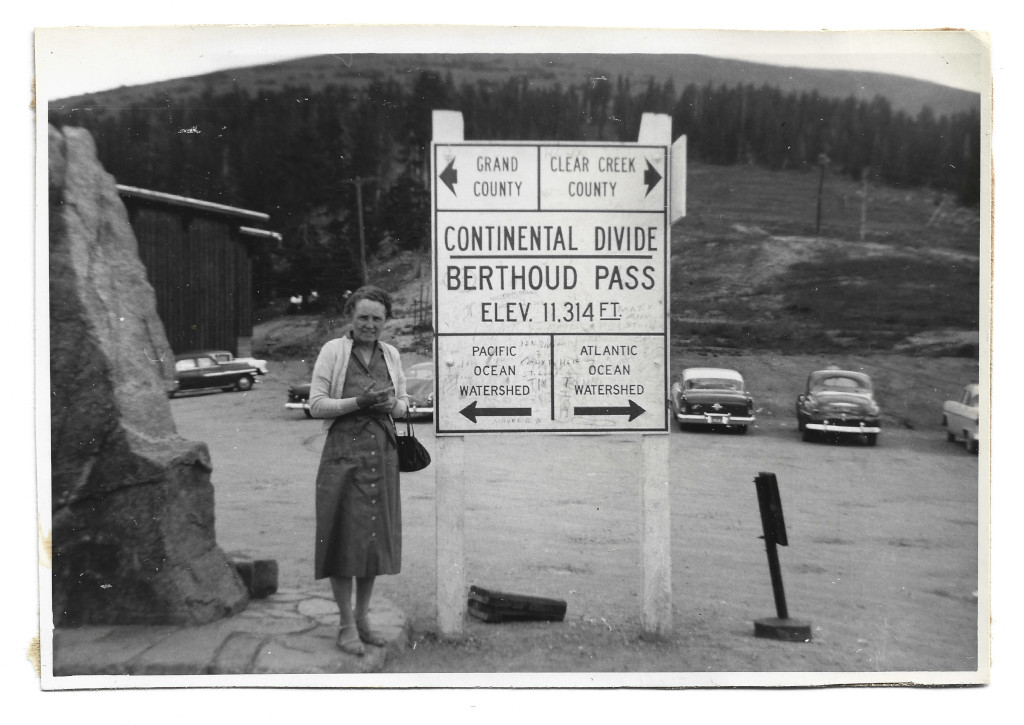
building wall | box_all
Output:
[127,201,255,356]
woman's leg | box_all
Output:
[331,576,364,655]
[355,576,387,646]
[354,575,375,620]
[330,576,355,626]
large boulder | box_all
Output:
[48,125,248,626]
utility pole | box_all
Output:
[815,153,830,235]
[859,167,870,242]
[341,176,377,286]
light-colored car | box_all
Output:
[285,361,434,420]
[943,383,979,453]
[190,349,268,375]
[670,367,754,433]
[400,362,434,420]
[796,368,881,446]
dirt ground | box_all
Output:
[169,351,983,678]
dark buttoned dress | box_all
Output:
[314,345,401,579]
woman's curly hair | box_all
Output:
[344,285,394,319]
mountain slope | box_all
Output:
[52,53,979,118]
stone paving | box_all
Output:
[51,590,409,676]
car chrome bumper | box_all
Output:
[285,402,309,410]
[400,406,435,420]
[806,422,880,434]
[676,413,754,425]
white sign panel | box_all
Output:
[433,142,669,434]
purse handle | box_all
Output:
[390,414,415,437]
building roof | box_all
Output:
[239,226,283,244]
[117,184,270,223]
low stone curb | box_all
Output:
[52,591,408,676]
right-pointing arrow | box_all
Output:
[643,160,662,197]
[439,158,458,195]
[574,400,647,422]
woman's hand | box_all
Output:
[356,384,393,410]
[369,395,397,413]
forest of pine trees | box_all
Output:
[49,71,980,305]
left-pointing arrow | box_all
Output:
[574,400,647,422]
[643,160,662,197]
[460,401,532,423]
[440,158,458,195]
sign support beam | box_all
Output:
[637,113,673,638]
[435,434,466,637]
[433,110,467,637]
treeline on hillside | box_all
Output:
[49,72,980,305]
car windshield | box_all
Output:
[406,378,433,396]
[812,375,871,393]
[175,359,196,372]
[686,378,742,391]
[406,365,433,379]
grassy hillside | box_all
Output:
[53,53,979,119]
[672,162,980,355]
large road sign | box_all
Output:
[433,141,669,434]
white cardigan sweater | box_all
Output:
[308,335,410,430]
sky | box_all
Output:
[36,25,989,101]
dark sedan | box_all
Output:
[172,352,260,396]
[796,368,881,445]
[286,382,313,418]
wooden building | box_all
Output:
[117,185,281,357]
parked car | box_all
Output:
[796,368,881,445]
[285,361,434,420]
[172,352,260,396]
[188,349,268,375]
[942,383,980,453]
[285,382,313,418]
[401,362,435,421]
[670,367,754,433]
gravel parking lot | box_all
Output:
[170,355,982,675]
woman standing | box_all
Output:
[309,286,410,656]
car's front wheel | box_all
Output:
[236,375,254,392]
[865,433,878,447]
[303,407,313,419]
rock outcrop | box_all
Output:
[49,125,248,626]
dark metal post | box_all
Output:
[753,472,811,642]
[763,536,788,620]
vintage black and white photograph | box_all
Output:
[30,12,997,698]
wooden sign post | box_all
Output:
[431,110,681,639]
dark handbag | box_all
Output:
[394,415,431,472]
